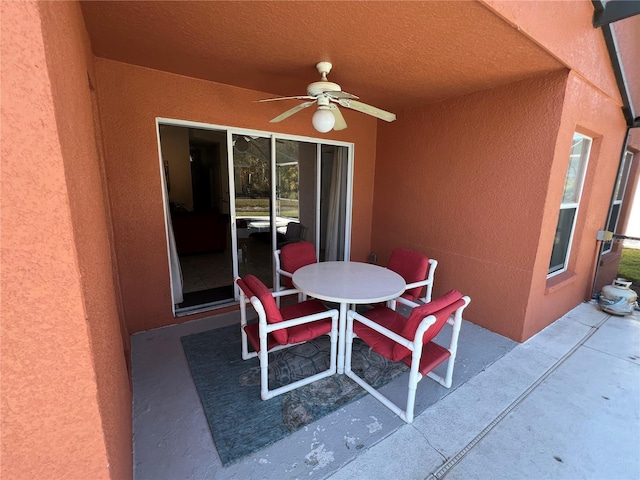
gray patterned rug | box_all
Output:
[181,324,407,466]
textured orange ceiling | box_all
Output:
[81,1,564,110]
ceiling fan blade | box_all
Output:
[270,101,314,123]
[325,90,359,100]
[338,99,396,122]
[256,95,314,103]
[329,104,347,131]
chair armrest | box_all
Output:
[265,308,339,332]
[272,287,301,298]
[276,269,293,279]
[394,296,420,309]
[405,279,430,289]
[347,310,414,351]
[384,295,418,312]
[399,259,438,292]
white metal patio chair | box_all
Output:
[345,290,470,423]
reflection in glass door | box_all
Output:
[276,139,316,252]
[229,137,351,291]
[231,135,274,286]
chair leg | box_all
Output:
[259,348,270,400]
[405,353,422,423]
[427,312,463,388]
[259,321,271,400]
[240,294,251,360]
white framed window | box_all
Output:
[548,132,592,277]
[602,150,633,253]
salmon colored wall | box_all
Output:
[523,71,627,340]
[372,71,569,341]
[94,59,378,333]
[482,0,621,106]
[1,2,129,479]
[37,3,133,479]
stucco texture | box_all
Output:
[80,0,563,111]
[372,71,569,341]
[1,2,130,479]
[94,59,378,333]
[483,0,622,106]
[523,71,628,340]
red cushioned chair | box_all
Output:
[273,241,317,304]
[236,274,338,400]
[345,290,470,423]
[387,248,438,304]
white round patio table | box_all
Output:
[292,261,405,374]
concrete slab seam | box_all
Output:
[427,313,611,480]
[582,343,640,365]
[413,424,448,464]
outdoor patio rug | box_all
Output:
[181,324,408,466]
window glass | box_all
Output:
[562,135,590,204]
[549,208,577,274]
[603,150,634,253]
[548,132,592,276]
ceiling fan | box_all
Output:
[256,62,396,133]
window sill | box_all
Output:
[545,271,578,295]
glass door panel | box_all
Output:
[275,139,317,250]
[158,123,234,314]
[232,135,273,286]
[319,145,349,261]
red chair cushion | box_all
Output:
[242,275,288,345]
[387,248,430,301]
[243,299,332,352]
[243,323,281,353]
[236,277,254,299]
[402,341,451,376]
[354,306,408,362]
[282,299,333,343]
[393,290,464,360]
[280,241,317,288]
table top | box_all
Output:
[292,261,406,304]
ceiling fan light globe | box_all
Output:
[312,109,335,133]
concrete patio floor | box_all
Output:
[132,302,640,479]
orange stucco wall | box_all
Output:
[523,71,627,339]
[1,2,130,479]
[372,71,569,341]
[483,0,621,106]
[93,59,378,333]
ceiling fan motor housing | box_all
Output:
[257,60,396,129]
[307,81,342,97]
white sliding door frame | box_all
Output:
[155,117,354,309]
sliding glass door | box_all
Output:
[231,134,274,286]
[228,134,352,300]
[158,118,353,313]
